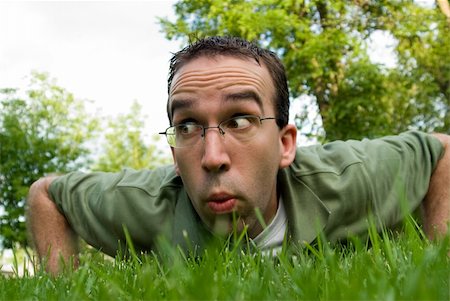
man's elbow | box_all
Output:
[422,133,450,239]
[431,132,450,151]
[28,176,56,206]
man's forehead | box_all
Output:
[170,90,264,115]
[169,55,267,92]
[167,55,275,120]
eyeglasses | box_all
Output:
[159,115,278,148]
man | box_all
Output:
[27,36,449,275]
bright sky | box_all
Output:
[1,1,180,144]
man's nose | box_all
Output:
[201,128,231,172]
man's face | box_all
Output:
[169,55,295,238]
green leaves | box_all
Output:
[92,101,170,172]
[160,0,449,140]
[0,72,100,248]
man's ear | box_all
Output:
[170,147,181,176]
[279,124,297,169]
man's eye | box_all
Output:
[177,124,199,135]
[225,116,255,129]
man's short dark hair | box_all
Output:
[167,36,289,128]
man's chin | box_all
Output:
[210,214,247,237]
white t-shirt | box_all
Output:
[252,198,287,254]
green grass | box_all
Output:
[1,219,449,300]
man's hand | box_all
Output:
[423,133,450,240]
[27,176,79,275]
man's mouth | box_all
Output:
[207,194,237,214]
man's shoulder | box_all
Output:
[291,140,364,177]
[115,165,182,190]
[290,131,442,177]
[50,165,184,199]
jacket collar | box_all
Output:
[278,168,330,245]
[171,189,213,253]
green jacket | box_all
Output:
[49,131,444,256]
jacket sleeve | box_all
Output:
[48,167,181,256]
[295,131,444,240]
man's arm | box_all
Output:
[27,176,79,275]
[422,133,450,239]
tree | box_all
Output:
[159,0,449,140]
[92,101,171,172]
[388,1,449,133]
[0,72,99,249]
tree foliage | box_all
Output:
[0,72,99,248]
[159,0,449,140]
[92,101,171,172]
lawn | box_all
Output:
[1,218,449,300]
